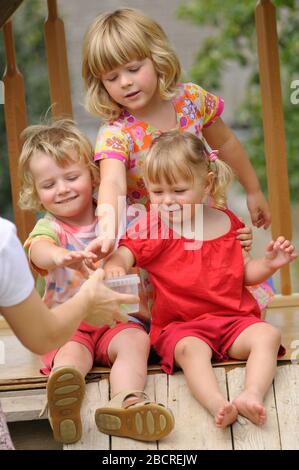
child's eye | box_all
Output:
[106,76,117,82]
[41,182,54,189]
[175,189,187,193]
[67,175,79,181]
[129,67,140,73]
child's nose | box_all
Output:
[120,72,133,88]
[162,193,175,205]
[57,181,70,194]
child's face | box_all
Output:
[147,173,212,226]
[30,150,94,223]
[101,58,159,115]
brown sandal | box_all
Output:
[47,366,85,444]
[95,390,174,441]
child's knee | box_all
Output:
[266,325,281,349]
[254,323,281,351]
[174,336,210,362]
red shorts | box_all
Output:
[40,320,146,375]
[153,314,286,375]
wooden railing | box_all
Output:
[1,0,298,305]
[2,0,72,243]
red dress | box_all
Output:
[119,208,284,374]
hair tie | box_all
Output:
[208,150,219,162]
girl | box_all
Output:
[102,131,297,428]
[82,7,273,314]
[19,119,174,444]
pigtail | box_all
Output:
[208,156,233,209]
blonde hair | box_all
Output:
[19,119,100,212]
[144,131,233,209]
[82,8,181,120]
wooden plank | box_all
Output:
[44,0,73,119]
[274,364,299,450]
[65,379,110,450]
[269,294,299,308]
[0,316,9,330]
[158,369,232,450]
[227,366,280,449]
[1,390,46,422]
[255,1,292,294]
[111,374,158,450]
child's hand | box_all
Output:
[53,249,97,278]
[236,219,252,252]
[247,190,271,229]
[85,238,115,264]
[264,236,297,270]
[104,265,127,279]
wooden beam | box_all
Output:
[2,21,35,243]
[44,0,73,119]
[0,0,24,28]
[255,0,292,294]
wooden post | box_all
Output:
[44,0,73,119]
[2,21,35,243]
[255,0,292,294]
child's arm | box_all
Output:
[104,246,136,279]
[203,118,271,229]
[30,239,97,277]
[244,237,297,286]
[86,159,127,259]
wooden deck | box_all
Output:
[2,365,299,450]
[1,305,299,450]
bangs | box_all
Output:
[145,149,195,186]
[90,20,150,75]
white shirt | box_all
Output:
[0,217,34,307]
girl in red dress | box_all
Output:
[103,130,297,428]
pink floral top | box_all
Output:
[94,82,224,209]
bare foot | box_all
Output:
[234,391,266,425]
[215,402,238,428]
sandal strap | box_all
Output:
[108,390,149,408]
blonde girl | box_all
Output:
[82,7,273,314]
[19,119,174,444]
[103,130,296,428]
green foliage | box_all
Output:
[177,0,299,201]
[0,0,50,218]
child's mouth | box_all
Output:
[125,91,140,98]
[56,195,78,204]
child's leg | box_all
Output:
[53,340,93,377]
[95,327,174,441]
[47,341,93,444]
[107,327,150,399]
[227,322,281,425]
[175,336,238,428]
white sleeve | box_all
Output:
[0,218,34,307]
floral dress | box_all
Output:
[94,82,273,312]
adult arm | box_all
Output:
[1,268,138,355]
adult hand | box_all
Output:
[78,268,139,326]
